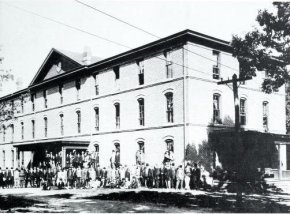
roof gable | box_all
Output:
[29,49,83,86]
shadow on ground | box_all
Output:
[84,191,290,213]
[0,195,44,211]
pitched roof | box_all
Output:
[57,49,101,65]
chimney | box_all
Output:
[82,46,92,65]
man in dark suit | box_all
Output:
[192,163,201,190]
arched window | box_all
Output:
[44,117,48,137]
[240,98,247,125]
[165,92,174,123]
[136,141,145,165]
[263,101,269,131]
[114,103,120,129]
[60,114,64,136]
[21,122,24,140]
[11,124,14,141]
[165,139,174,152]
[138,98,145,126]
[94,144,100,165]
[114,142,120,167]
[213,93,221,124]
[94,107,99,131]
[2,125,5,142]
[76,110,81,133]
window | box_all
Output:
[11,124,14,141]
[76,111,81,133]
[60,114,64,136]
[2,150,5,167]
[43,90,47,108]
[263,101,269,131]
[21,97,24,113]
[240,98,247,125]
[31,93,35,111]
[137,60,144,85]
[114,103,120,129]
[114,142,120,166]
[165,139,174,152]
[165,92,174,123]
[213,94,222,124]
[21,151,24,166]
[11,100,14,113]
[94,74,99,95]
[21,122,24,140]
[11,150,14,167]
[76,79,81,100]
[2,126,5,142]
[113,66,120,80]
[213,50,220,79]
[32,120,35,139]
[44,117,48,137]
[94,107,99,131]
[138,141,145,153]
[59,84,63,104]
[136,141,145,164]
[138,98,145,126]
[165,51,173,78]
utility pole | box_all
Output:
[218,74,252,131]
[218,73,252,208]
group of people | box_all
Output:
[0,149,210,191]
[43,150,100,169]
[0,163,207,191]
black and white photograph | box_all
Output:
[0,0,290,213]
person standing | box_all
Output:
[19,167,25,188]
[170,163,176,189]
[24,168,31,188]
[0,168,4,189]
[67,167,73,189]
[153,165,160,188]
[110,150,116,169]
[164,165,171,189]
[76,166,82,188]
[14,168,20,188]
[176,165,184,190]
[192,163,201,190]
[8,167,14,188]
[184,163,191,190]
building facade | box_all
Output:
[0,30,287,171]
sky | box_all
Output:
[0,0,274,96]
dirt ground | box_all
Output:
[1,188,290,213]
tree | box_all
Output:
[231,2,290,94]
[0,46,24,130]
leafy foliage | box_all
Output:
[231,2,290,93]
[185,140,213,172]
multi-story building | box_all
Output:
[0,30,287,173]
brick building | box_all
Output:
[0,30,287,175]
